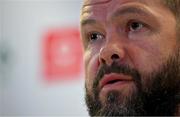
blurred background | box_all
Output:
[0,0,88,116]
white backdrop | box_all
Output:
[1,0,88,116]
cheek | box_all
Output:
[139,36,175,73]
[84,48,100,93]
[126,42,162,90]
[127,33,177,89]
[129,41,163,75]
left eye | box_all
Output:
[128,21,144,32]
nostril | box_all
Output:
[111,54,120,60]
[101,58,106,64]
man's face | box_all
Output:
[80,0,180,116]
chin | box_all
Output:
[86,89,145,116]
[99,82,138,105]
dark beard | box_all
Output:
[85,48,180,116]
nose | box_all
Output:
[99,44,124,66]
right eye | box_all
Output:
[88,32,104,42]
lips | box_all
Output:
[99,73,133,89]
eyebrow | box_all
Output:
[112,6,152,19]
[81,19,97,27]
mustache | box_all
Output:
[93,61,141,90]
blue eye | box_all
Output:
[88,32,104,42]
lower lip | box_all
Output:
[101,81,132,92]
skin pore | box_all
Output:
[80,0,180,116]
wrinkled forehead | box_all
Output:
[83,0,112,6]
[81,0,143,18]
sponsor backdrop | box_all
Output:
[0,0,88,116]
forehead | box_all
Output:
[82,0,163,7]
[83,0,112,5]
[82,0,146,12]
[81,0,163,20]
